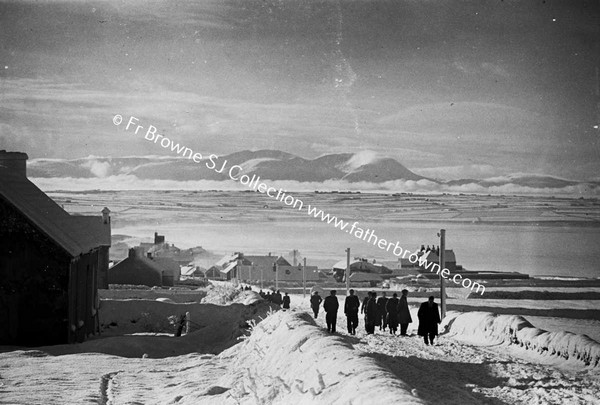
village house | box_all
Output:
[416,245,457,273]
[214,252,320,283]
[331,258,392,282]
[140,232,205,266]
[108,247,180,287]
[0,150,111,345]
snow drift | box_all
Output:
[444,311,600,368]
[34,290,274,358]
[209,310,425,404]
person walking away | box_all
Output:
[310,291,322,318]
[376,292,389,331]
[344,289,360,335]
[362,292,371,333]
[365,292,378,334]
[418,296,441,345]
[398,289,412,336]
[273,290,283,306]
[361,293,369,315]
[386,293,400,335]
[282,292,291,310]
[323,290,339,333]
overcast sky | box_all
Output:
[1,0,599,180]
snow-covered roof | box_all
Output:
[0,166,110,257]
[180,266,196,276]
[220,261,237,274]
[215,253,240,267]
[349,272,383,282]
[332,259,362,270]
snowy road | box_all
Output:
[295,293,600,405]
[1,291,599,405]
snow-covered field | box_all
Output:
[1,287,600,404]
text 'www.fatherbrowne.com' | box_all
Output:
[112,114,485,295]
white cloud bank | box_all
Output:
[29,174,599,197]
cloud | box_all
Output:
[379,102,554,139]
[341,150,382,171]
[453,60,510,78]
[413,164,503,180]
[81,159,112,177]
[29,174,600,197]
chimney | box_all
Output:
[101,207,111,224]
[128,248,137,258]
[0,150,28,178]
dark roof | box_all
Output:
[108,252,163,287]
[420,250,456,264]
[243,255,291,267]
[0,169,110,257]
[333,259,391,274]
[151,256,180,275]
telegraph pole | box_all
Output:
[275,262,279,291]
[345,247,350,295]
[439,229,446,319]
[260,263,263,289]
[303,257,307,298]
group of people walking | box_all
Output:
[259,289,291,310]
[313,289,442,345]
[360,290,413,336]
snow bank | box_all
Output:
[202,284,263,305]
[100,288,207,302]
[445,311,600,368]
[208,311,425,404]
[468,290,600,300]
[35,298,275,358]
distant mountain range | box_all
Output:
[27,150,427,183]
[27,150,599,191]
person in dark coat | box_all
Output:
[360,294,369,315]
[365,292,378,334]
[386,293,400,335]
[344,289,360,335]
[398,289,412,336]
[272,290,283,306]
[376,292,388,331]
[417,296,441,345]
[323,290,339,333]
[282,292,291,310]
[310,291,322,318]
